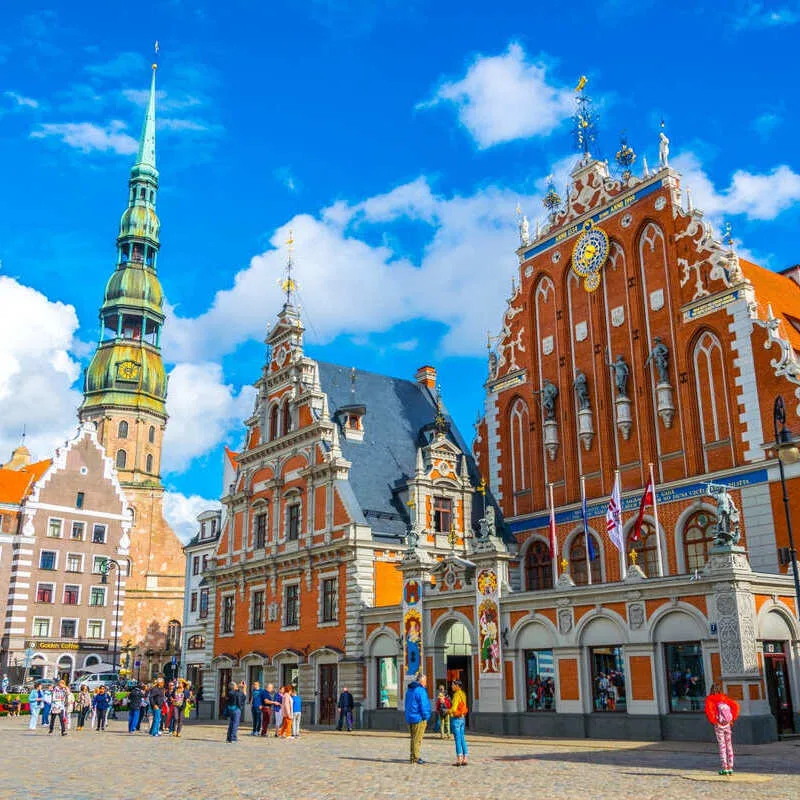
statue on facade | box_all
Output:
[645,336,670,384]
[519,214,530,247]
[706,483,741,547]
[476,505,497,540]
[405,525,420,552]
[536,379,559,421]
[573,370,591,411]
[607,354,630,397]
[659,130,670,167]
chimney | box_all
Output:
[780,265,800,287]
[415,365,437,390]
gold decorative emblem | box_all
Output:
[571,220,609,292]
[116,360,141,382]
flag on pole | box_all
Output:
[632,477,654,542]
[606,472,624,552]
[580,476,596,561]
[548,487,558,559]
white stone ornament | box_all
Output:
[621,213,633,229]
[542,335,554,356]
[650,289,665,311]
[654,196,666,211]
[552,250,562,264]
[575,321,588,342]
[611,306,625,327]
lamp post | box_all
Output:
[773,396,800,620]
[99,558,122,674]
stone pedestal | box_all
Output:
[655,382,675,428]
[577,408,594,451]
[543,419,559,461]
[615,396,632,440]
[556,572,576,589]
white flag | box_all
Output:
[606,473,623,552]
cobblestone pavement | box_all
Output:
[3,716,800,800]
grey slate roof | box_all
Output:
[316,361,495,539]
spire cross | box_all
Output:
[282,230,297,304]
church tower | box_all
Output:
[79,63,185,672]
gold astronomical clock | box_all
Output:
[571,220,609,292]
[116,360,141,382]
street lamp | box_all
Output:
[773,396,800,620]
[99,557,122,675]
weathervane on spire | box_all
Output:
[615,132,636,181]
[281,230,298,305]
[573,75,597,162]
[153,40,159,70]
[542,173,562,219]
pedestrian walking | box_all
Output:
[127,683,143,733]
[260,683,278,736]
[291,686,302,738]
[277,686,293,738]
[225,681,246,743]
[449,680,468,766]
[705,685,740,775]
[148,679,166,737]
[65,685,75,730]
[92,686,111,731]
[436,686,451,739]
[404,672,431,765]
[273,686,283,735]
[336,686,354,731]
[1,673,8,694]
[194,686,203,719]
[249,680,265,736]
[41,686,52,726]
[48,680,69,736]
[138,684,149,730]
[171,680,186,737]
[27,683,42,730]
[75,686,91,730]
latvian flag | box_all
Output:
[632,478,654,542]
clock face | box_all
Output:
[117,360,140,382]
[571,221,609,292]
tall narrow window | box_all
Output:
[221,596,234,633]
[509,398,532,515]
[525,540,553,590]
[146,454,154,473]
[148,425,155,443]
[683,509,716,573]
[284,584,299,627]
[118,420,129,439]
[116,449,127,469]
[287,502,301,541]
[282,402,292,436]
[251,590,265,630]
[569,534,601,585]
[76,492,85,509]
[627,522,660,578]
[254,512,268,548]
[269,406,279,440]
[199,588,209,619]
[322,577,337,623]
[432,496,453,533]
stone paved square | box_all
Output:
[3,717,800,800]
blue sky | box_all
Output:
[2,1,800,538]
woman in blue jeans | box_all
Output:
[450,680,469,766]
[225,682,246,743]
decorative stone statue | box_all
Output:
[405,525,419,552]
[537,379,559,421]
[607,354,630,397]
[573,370,591,411]
[519,214,530,246]
[706,483,741,548]
[645,336,670,384]
[659,131,670,167]
[485,505,496,537]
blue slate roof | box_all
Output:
[317,362,484,539]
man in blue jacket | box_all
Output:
[249,681,265,736]
[404,672,431,764]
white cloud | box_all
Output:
[4,91,39,109]
[735,3,799,29]
[274,166,300,194]
[30,119,138,155]
[419,43,573,148]
[752,112,781,139]
[161,362,254,474]
[86,51,147,79]
[674,152,800,221]
[163,491,221,543]
[0,275,82,463]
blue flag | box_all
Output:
[581,492,597,561]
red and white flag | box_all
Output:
[606,473,624,552]
[632,478,654,542]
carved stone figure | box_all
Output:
[405,525,419,552]
[706,483,742,547]
[659,131,670,167]
[608,354,630,397]
[573,370,590,411]
[519,214,530,246]
[537,379,559,421]
[645,336,670,384]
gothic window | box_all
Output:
[569,533,601,586]
[432,495,453,533]
[116,449,127,469]
[627,521,660,578]
[281,401,292,436]
[166,619,181,650]
[509,398,531,513]
[525,539,553,591]
[148,425,156,443]
[146,453,153,473]
[683,509,716,573]
[187,634,205,650]
[118,420,129,439]
[269,405,279,441]
[692,331,733,471]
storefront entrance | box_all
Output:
[764,641,795,734]
[217,668,232,719]
[318,664,338,725]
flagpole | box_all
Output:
[581,475,592,586]
[649,462,665,577]
[548,482,559,584]
[617,470,627,581]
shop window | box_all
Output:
[377,656,399,708]
[590,646,626,713]
[665,642,706,712]
[569,535,601,585]
[683,509,716,573]
[525,540,553,591]
[524,649,556,711]
[433,496,453,533]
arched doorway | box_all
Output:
[436,621,474,723]
[58,654,74,684]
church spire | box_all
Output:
[135,64,157,173]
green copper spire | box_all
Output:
[80,64,167,431]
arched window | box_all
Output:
[187,634,206,650]
[116,449,127,469]
[683,509,716,573]
[146,454,154,473]
[269,405,279,441]
[692,331,734,471]
[118,420,129,439]
[525,539,553,591]
[627,521,660,578]
[509,398,531,515]
[569,533,601,585]
[281,402,292,436]
[166,620,181,651]
[148,425,155,444]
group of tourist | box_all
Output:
[223,680,303,743]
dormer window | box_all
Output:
[433,495,453,533]
[339,404,366,442]
[346,414,361,431]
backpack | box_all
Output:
[717,701,733,725]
